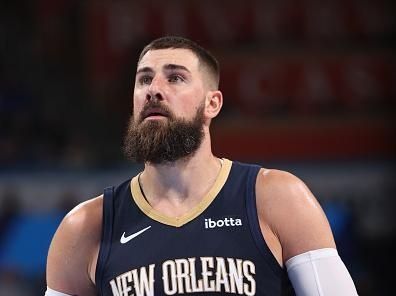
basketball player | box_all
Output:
[45,36,358,295]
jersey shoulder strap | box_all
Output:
[95,185,114,294]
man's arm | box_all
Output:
[256,169,358,295]
[256,169,335,263]
[46,196,103,296]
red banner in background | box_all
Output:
[220,53,395,116]
[84,0,395,93]
[212,117,395,161]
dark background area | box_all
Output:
[0,0,395,295]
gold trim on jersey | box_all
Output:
[130,158,232,227]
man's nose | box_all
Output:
[146,76,164,101]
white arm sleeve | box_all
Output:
[45,287,73,296]
[286,248,358,296]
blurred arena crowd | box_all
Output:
[0,0,395,295]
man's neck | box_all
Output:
[138,151,222,215]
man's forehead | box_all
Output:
[137,48,199,71]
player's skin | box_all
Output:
[46,48,336,295]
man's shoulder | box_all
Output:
[61,195,103,236]
[49,196,103,253]
[255,168,318,217]
[256,168,305,195]
[46,196,104,293]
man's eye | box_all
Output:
[168,74,184,83]
[139,76,152,85]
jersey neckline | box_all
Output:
[130,158,232,227]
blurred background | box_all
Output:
[0,0,395,295]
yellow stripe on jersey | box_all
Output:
[130,159,232,227]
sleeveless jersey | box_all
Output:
[95,159,295,295]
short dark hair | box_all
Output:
[138,36,220,88]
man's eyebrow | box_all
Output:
[163,64,191,73]
[136,67,154,75]
[136,64,191,75]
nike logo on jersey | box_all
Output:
[120,226,152,244]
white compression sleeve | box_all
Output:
[286,248,358,296]
[45,287,73,296]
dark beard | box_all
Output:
[123,103,205,164]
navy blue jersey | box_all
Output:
[95,159,295,295]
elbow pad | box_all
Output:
[286,248,358,296]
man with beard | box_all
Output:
[45,37,358,296]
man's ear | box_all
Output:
[205,90,223,119]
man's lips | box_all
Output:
[141,107,170,120]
